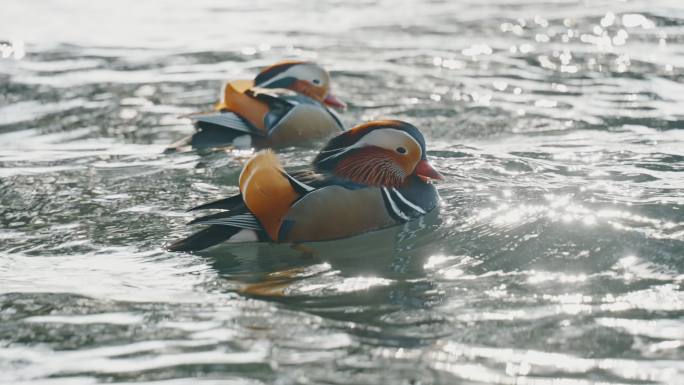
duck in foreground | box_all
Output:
[168,120,442,252]
[168,61,346,151]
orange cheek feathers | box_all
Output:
[334,148,407,187]
[396,140,423,176]
[293,80,327,102]
[395,152,419,177]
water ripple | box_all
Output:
[1,0,684,384]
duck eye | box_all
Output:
[312,79,321,85]
[396,147,407,154]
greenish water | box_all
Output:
[1,0,683,384]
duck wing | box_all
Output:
[170,158,362,250]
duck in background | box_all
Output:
[167,61,347,152]
[168,120,443,252]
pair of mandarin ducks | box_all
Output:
[168,61,442,252]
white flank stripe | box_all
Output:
[391,188,426,214]
[382,188,409,221]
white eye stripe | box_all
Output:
[318,129,422,165]
[352,129,422,157]
[259,64,327,87]
[257,66,297,87]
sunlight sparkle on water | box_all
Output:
[2,0,683,383]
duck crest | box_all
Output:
[316,120,426,155]
[254,60,308,86]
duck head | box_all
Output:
[254,60,346,109]
[313,120,443,187]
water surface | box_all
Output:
[1,0,684,384]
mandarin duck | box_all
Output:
[168,120,442,252]
[168,60,346,151]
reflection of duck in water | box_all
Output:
[208,212,443,297]
[168,120,443,251]
[167,61,346,151]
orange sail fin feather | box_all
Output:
[216,80,269,133]
[239,151,301,241]
[214,79,252,110]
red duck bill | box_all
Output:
[415,159,443,181]
[324,93,347,109]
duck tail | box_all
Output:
[166,226,245,252]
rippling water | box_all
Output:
[2,0,684,384]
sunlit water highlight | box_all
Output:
[1,0,683,384]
